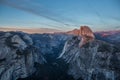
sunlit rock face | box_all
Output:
[0,32,46,80]
[79,26,95,38]
[66,26,95,47]
[79,26,95,47]
[59,36,120,80]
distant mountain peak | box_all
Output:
[79,26,95,47]
[67,26,95,47]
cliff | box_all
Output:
[59,36,120,80]
[0,32,46,80]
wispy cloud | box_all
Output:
[0,0,77,28]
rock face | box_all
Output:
[79,26,95,47]
[79,26,95,38]
[66,27,120,47]
[67,26,95,47]
[0,32,46,80]
[59,36,120,80]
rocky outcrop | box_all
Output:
[67,26,95,47]
[79,26,95,47]
[59,36,120,80]
[66,27,120,46]
[0,32,46,80]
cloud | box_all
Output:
[0,0,77,27]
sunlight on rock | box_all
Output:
[79,26,95,47]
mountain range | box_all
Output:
[0,27,62,34]
[0,28,120,80]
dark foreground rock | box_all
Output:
[59,36,120,80]
[0,32,46,80]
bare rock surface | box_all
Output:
[0,32,46,80]
[59,36,120,80]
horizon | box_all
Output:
[0,0,120,33]
[0,27,120,34]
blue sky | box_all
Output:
[0,0,120,31]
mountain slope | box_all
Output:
[0,32,46,80]
[59,36,120,80]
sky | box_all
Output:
[0,0,120,32]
